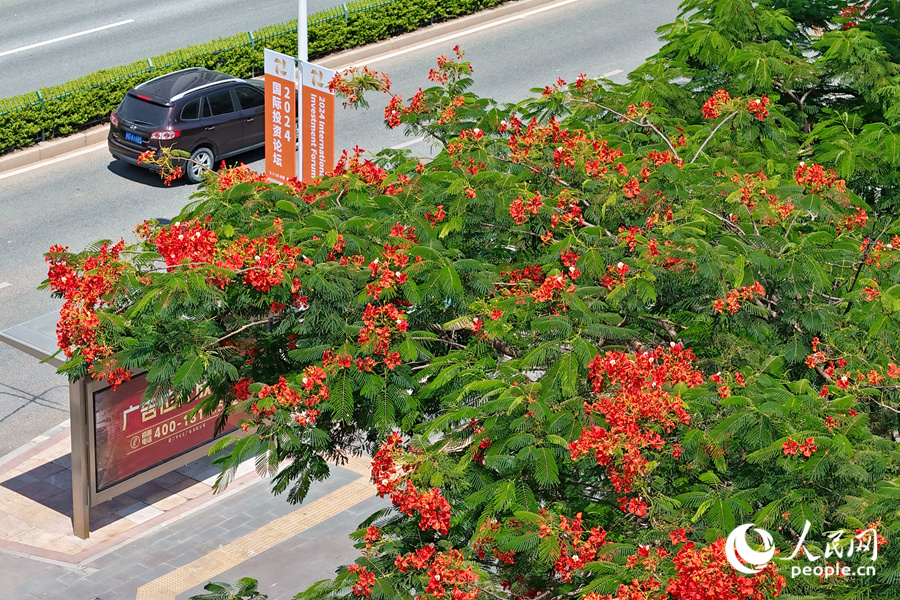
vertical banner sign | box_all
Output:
[301,60,335,182]
[264,49,298,184]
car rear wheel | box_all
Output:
[186,147,214,183]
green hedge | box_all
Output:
[0,0,511,155]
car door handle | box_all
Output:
[244,118,254,122]
[205,126,216,131]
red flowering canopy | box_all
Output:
[44,44,898,600]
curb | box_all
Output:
[0,0,560,176]
[0,126,108,173]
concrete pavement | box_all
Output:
[0,419,386,599]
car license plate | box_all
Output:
[124,131,143,144]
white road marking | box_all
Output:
[391,136,426,149]
[0,282,11,290]
[339,0,583,68]
[0,142,106,181]
[603,69,623,78]
[0,20,135,58]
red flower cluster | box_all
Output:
[347,564,376,598]
[600,262,630,290]
[424,205,447,227]
[531,274,575,304]
[571,346,701,505]
[539,511,609,581]
[666,538,786,600]
[148,219,218,269]
[782,436,817,458]
[473,519,515,562]
[509,192,544,225]
[713,281,765,314]
[746,96,770,120]
[254,368,328,426]
[214,163,269,191]
[366,242,410,300]
[357,303,409,369]
[623,177,641,198]
[46,241,132,388]
[213,219,302,291]
[328,66,391,108]
[836,206,868,232]
[399,547,479,600]
[840,2,868,29]
[702,90,731,119]
[794,162,846,193]
[331,147,388,187]
[371,433,452,535]
[646,149,683,168]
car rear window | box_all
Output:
[117,94,170,126]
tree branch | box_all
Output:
[692,112,737,164]
[208,317,275,347]
[574,100,681,159]
[701,207,745,237]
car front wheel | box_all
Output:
[186,147,214,183]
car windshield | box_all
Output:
[116,94,170,126]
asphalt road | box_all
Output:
[0,0,681,456]
[0,0,338,99]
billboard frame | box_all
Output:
[69,374,236,538]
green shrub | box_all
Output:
[0,0,512,155]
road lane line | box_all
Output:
[0,20,135,58]
[0,143,107,181]
[340,0,583,68]
[0,283,10,290]
[391,136,426,149]
[603,69,623,78]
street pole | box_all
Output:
[298,0,308,180]
[299,0,308,61]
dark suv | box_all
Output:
[108,67,265,183]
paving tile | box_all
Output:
[0,472,38,491]
[51,454,72,469]
[151,470,192,489]
[15,480,65,503]
[149,493,188,511]
[122,503,164,524]
[22,461,66,480]
[42,490,73,514]
[126,481,167,502]
[45,470,73,490]
[163,477,210,499]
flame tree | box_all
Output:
[44,39,898,600]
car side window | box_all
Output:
[235,86,264,110]
[180,99,201,121]
[206,90,236,116]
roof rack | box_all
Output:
[169,78,244,102]
[136,67,209,89]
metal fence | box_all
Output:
[0,0,398,117]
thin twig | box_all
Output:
[209,318,274,347]
[784,210,801,239]
[701,207,745,237]
[692,112,737,163]
[576,100,681,158]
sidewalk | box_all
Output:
[0,421,385,600]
